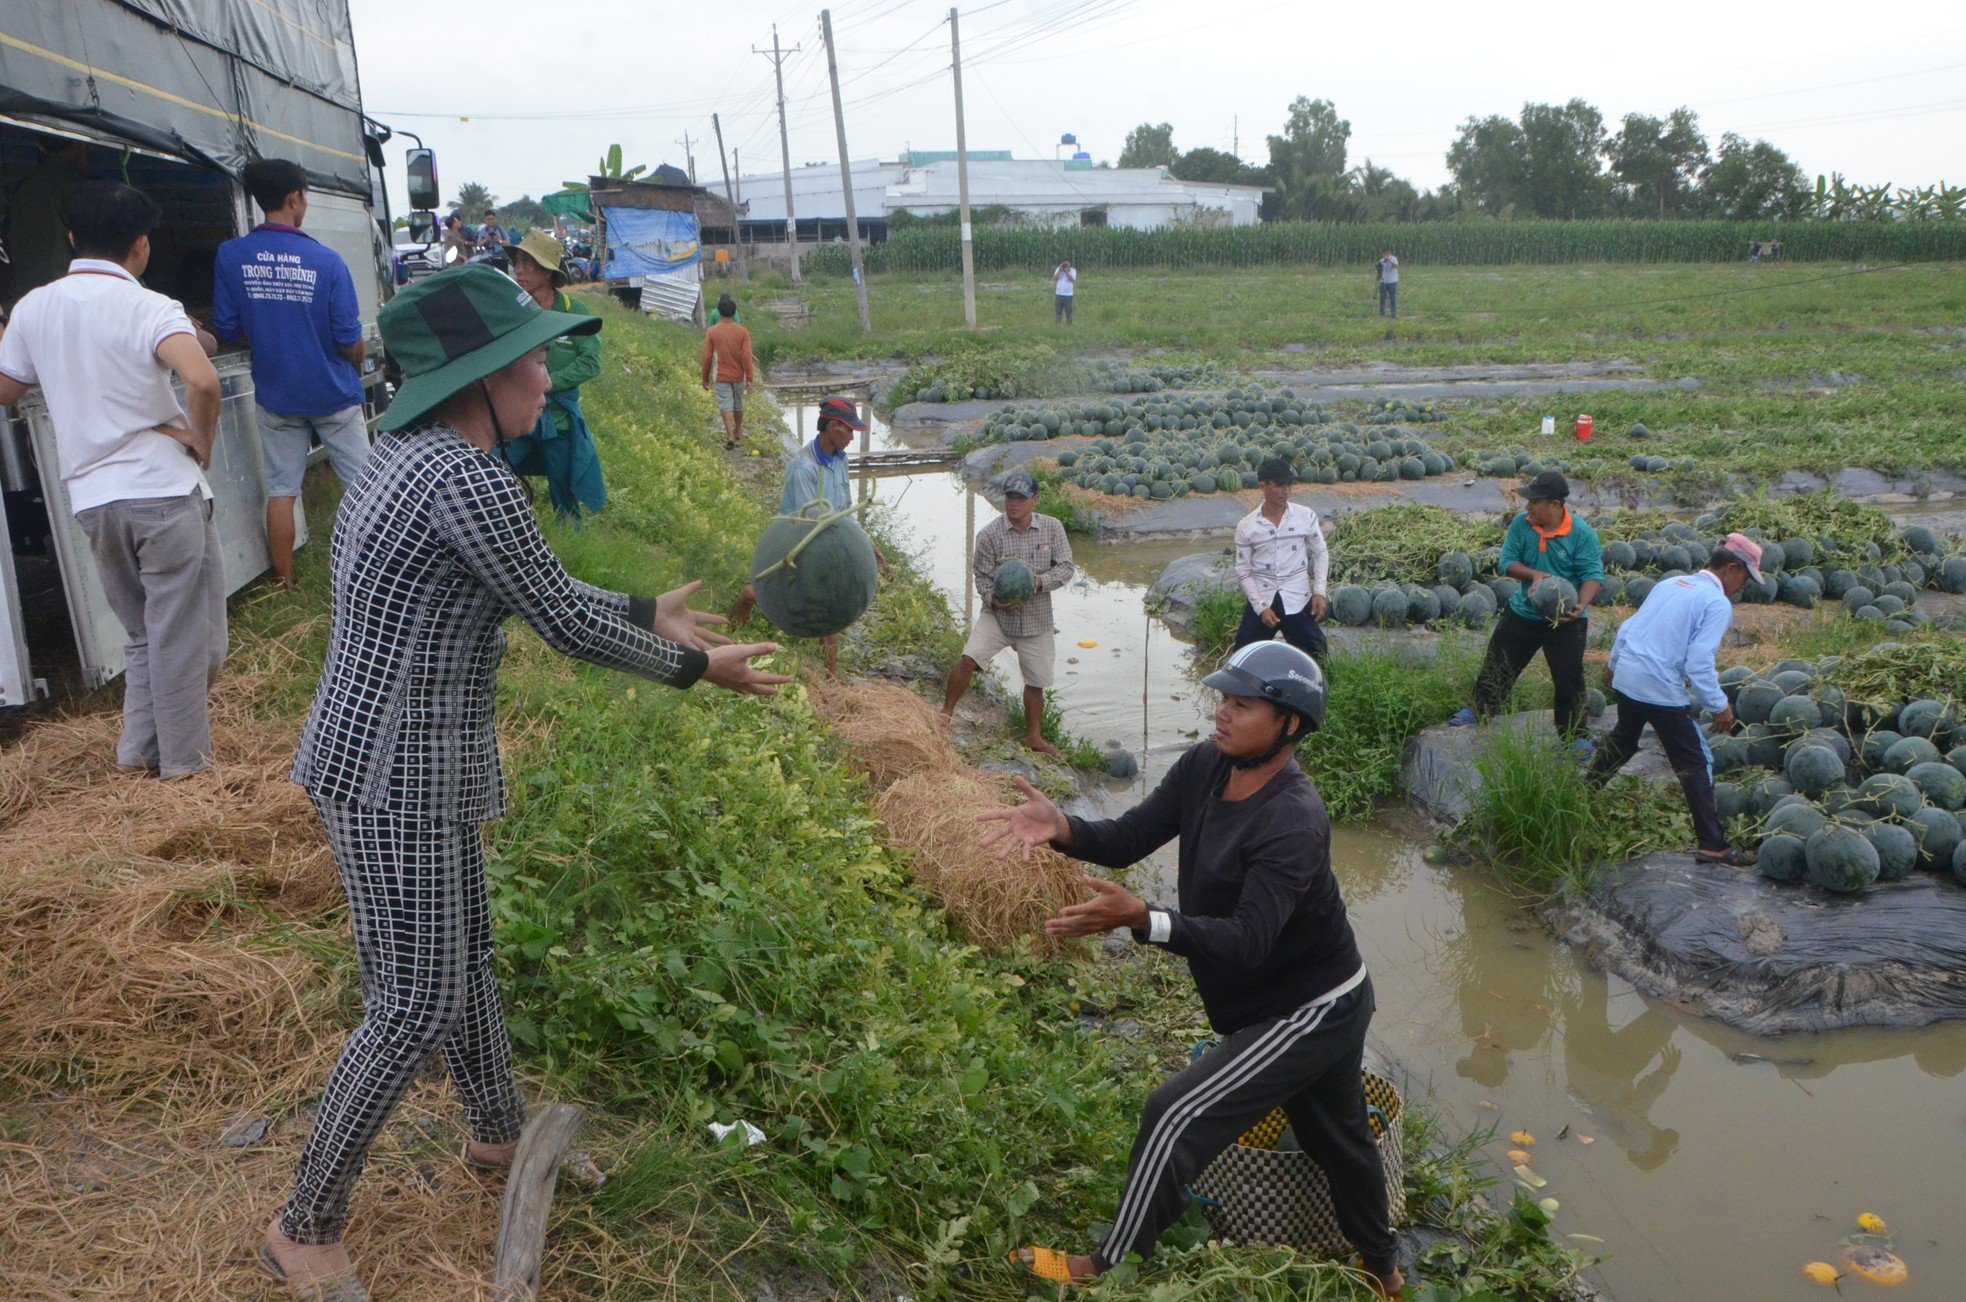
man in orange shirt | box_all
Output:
[700,294,755,449]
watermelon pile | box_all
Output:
[1707,647,1966,894]
[1468,446,1578,481]
[1087,359,1226,393]
[1030,391,1459,502]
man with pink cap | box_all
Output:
[1587,533,1765,866]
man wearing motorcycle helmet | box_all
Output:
[981,642,1401,1296]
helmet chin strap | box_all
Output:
[1228,712,1300,770]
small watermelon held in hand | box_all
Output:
[749,504,880,639]
[992,558,1037,606]
[1529,576,1579,624]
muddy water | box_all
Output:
[813,402,1966,1300]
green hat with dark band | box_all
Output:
[377,265,602,432]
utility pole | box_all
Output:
[712,112,748,281]
[677,130,697,184]
[754,25,803,285]
[820,7,872,335]
[950,7,976,329]
[1233,115,1238,159]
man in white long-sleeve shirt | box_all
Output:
[1588,532,1764,867]
[1231,458,1329,659]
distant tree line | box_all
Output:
[1117,102,1962,223]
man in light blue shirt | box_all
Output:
[733,396,882,676]
[1587,533,1765,866]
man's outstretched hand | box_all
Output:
[1045,874,1149,939]
[978,775,1070,858]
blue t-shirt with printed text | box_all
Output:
[1498,511,1604,622]
[213,223,364,416]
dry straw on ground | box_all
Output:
[807,676,1083,949]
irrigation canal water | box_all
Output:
[799,400,1965,1300]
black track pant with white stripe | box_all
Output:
[279,797,528,1244]
[1093,977,1396,1274]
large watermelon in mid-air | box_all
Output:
[750,508,879,638]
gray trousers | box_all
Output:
[76,492,227,777]
[1094,977,1397,1274]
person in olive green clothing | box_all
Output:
[497,231,606,518]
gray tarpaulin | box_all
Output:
[1560,852,1966,1035]
[0,0,368,196]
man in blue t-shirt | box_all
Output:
[213,158,371,587]
[1448,471,1604,749]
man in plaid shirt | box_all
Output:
[940,471,1075,756]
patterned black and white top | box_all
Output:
[293,424,706,821]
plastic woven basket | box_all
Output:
[1188,1070,1407,1259]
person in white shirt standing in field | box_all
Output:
[1232,458,1329,659]
[1052,257,1077,325]
[0,181,226,779]
[1376,249,1399,318]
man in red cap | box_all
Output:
[1587,533,1765,867]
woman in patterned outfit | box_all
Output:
[260,266,786,1299]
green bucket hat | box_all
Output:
[377,265,601,432]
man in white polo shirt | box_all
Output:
[0,181,227,778]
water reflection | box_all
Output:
[1560,979,1682,1170]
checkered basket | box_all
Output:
[1188,1070,1407,1259]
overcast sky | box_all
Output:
[349,0,1966,213]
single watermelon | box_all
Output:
[1861,729,1904,770]
[1529,576,1580,623]
[1749,776,1796,817]
[1370,587,1408,628]
[993,558,1036,605]
[1714,781,1751,823]
[1865,822,1919,882]
[749,509,880,639]
[1898,699,1951,740]
[1804,825,1881,893]
[1906,761,1966,811]
[1857,773,1925,820]
[1758,833,1808,883]
[1907,806,1961,872]
[1437,551,1474,587]
[1736,681,1784,725]
[1765,801,1829,840]
[1768,694,1820,737]
[1785,746,1845,798]
[1331,585,1373,627]
[1883,735,1942,773]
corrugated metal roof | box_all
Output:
[736,158,1266,223]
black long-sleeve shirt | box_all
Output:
[1062,741,1364,1034]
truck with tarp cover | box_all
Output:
[0,0,398,704]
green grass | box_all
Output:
[1452,724,1690,899]
[1006,686,1106,770]
[744,261,1966,481]
[1299,642,1489,823]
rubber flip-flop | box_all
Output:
[1010,1246,1089,1285]
[1697,848,1755,868]
[257,1244,370,1301]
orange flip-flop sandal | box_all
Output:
[1010,1245,1088,1285]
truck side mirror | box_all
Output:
[406,148,439,211]
[407,211,437,244]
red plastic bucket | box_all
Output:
[1575,414,1593,442]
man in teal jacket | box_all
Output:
[1450,472,1604,749]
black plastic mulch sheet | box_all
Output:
[1562,852,1966,1035]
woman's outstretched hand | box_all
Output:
[655,580,734,652]
[702,642,791,696]
[978,776,1072,858]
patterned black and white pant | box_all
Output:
[1092,976,1397,1274]
[279,797,528,1244]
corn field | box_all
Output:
[801,220,1966,276]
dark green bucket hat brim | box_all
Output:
[377,267,603,432]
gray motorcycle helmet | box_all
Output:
[1202,641,1328,735]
